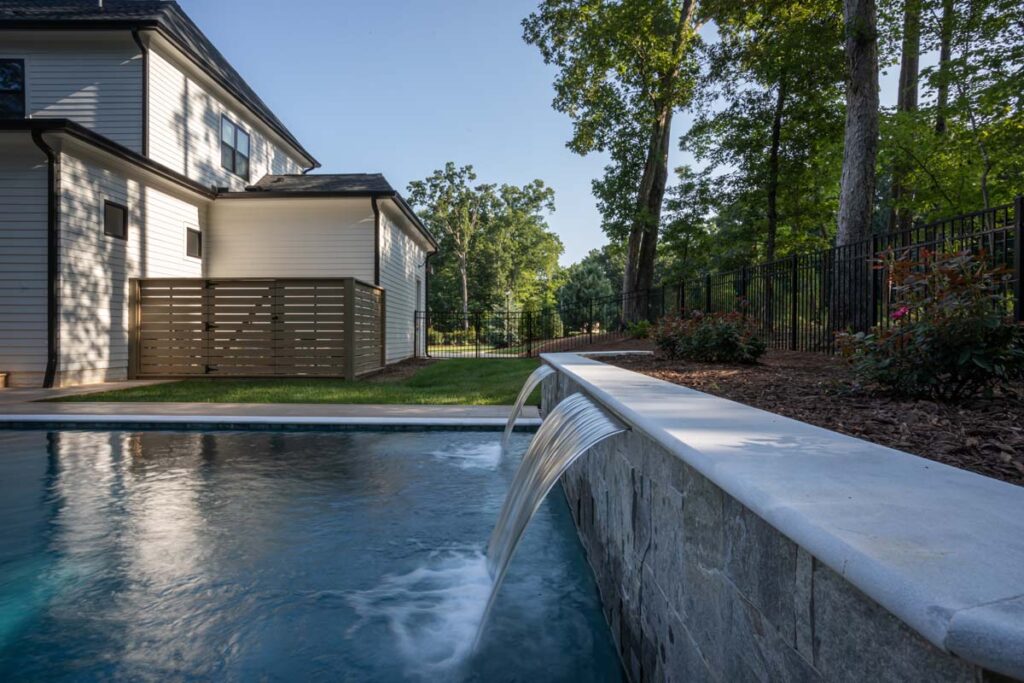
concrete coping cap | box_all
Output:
[541,352,1024,680]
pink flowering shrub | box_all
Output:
[836,249,1024,401]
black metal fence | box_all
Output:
[416,196,1022,359]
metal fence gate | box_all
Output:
[130,278,385,379]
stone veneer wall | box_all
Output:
[543,372,1005,683]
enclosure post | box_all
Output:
[128,278,140,379]
[740,265,748,303]
[869,234,881,329]
[344,278,356,381]
[588,300,594,344]
[526,312,534,357]
[705,273,712,312]
[1014,195,1023,322]
[380,289,387,370]
[790,254,799,351]
[475,313,481,359]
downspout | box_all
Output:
[423,251,433,358]
[371,196,382,286]
[31,130,61,388]
[130,29,149,157]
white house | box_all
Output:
[0,0,437,387]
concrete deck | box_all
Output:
[0,382,541,428]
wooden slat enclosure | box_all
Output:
[130,278,386,380]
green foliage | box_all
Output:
[626,319,652,339]
[654,311,767,363]
[557,249,617,329]
[408,163,563,314]
[836,250,1024,401]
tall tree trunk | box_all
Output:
[888,0,922,234]
[459,252,469,332]
[837,0,880,248]
[836,0,879,332]
[766,78,787,264]
[622,0,696,321]
[934,0,954,135]
[765,78,787,332]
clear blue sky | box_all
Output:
[180,0,910,266]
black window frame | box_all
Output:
[103,200,128,241]
[220,115,251,181]
[185,227,202,259]
[0,57,26,119]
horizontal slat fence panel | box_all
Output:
[131,278,384,379]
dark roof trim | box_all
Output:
[0,19,319,169]
[0,118,215,198]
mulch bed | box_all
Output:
[605,351,1024,487]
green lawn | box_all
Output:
[52,359,541,406]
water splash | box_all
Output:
[480,392,626,644]
[345,549,491,679]
[501,364,555,451]
[428,441,503,470]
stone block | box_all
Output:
[811,563,978,683]
[724,496,799,645]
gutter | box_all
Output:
[30,130,60,389]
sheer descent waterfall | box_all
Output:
[479,391,627,644]
[501,364,555,450]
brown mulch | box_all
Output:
[365,358,437,383]
[605,351,1024,487]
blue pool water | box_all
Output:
[0,430,623,681]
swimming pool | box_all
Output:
[0,429,623,681]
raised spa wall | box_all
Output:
[541,353,1024,683]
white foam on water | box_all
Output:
[427,440,503,470]
[345,549,492,679]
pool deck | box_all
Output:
[0,382,541,429]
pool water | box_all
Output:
[0,430,623,682]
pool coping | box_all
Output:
[541,352,1024,680]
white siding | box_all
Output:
[379,204,427,363]
[0,134,48,386]
[58,151,205,385]
[147,47,304,189]
[206,198,375,279]
[1,32,143,151]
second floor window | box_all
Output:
[220,116,250,180]
[0,59,25,119]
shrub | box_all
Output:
[836,249,1024,401]
[654,311,766,364]
[626,319,652,339]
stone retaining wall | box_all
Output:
[544,372,1005,683]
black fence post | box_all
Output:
[1015,194,1023,322]
[869,234,881,329]
[474,313,481,359]
[705,273,712,313]
[589,300,594,344]
[790,254,799,351]
[526,311,534,357]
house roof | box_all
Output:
[229,174,438,251]
[0,0,318,168]
[249,174,397,195]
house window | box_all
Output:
[103,201,127,240]
[186,227,202,259]
[0,59,25,119]
[220,115,250,180]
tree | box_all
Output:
[686,0,845,265]
[836,0,880,247]
[523,0,702,319]
[407,163,493,326]
[887,0,922,233]
[557,251,616,329]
